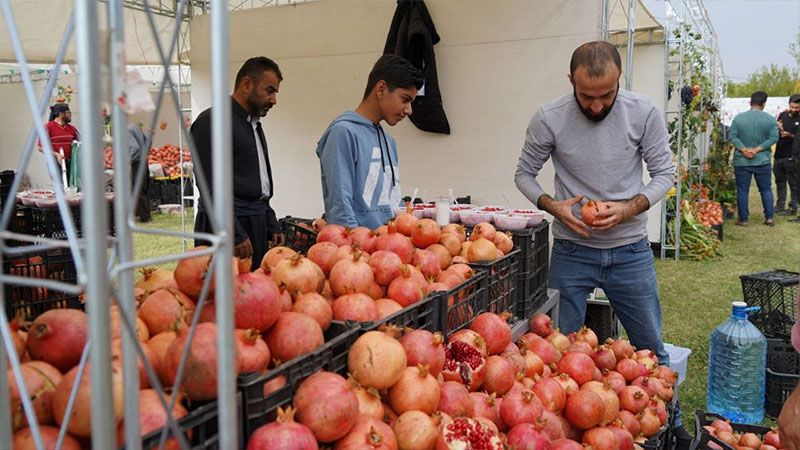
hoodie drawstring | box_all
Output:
[375,125,397,189]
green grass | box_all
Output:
[133,190,800,430]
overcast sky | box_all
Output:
[643,0,799,81]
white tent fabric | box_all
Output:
[0,0,182,65]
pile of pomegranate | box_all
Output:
[699,416,785,450]
[246,312,680,450]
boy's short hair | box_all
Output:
[363,55,424,99]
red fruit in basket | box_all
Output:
[329,252,374,297]
[388,365,440,415]
[374,299,403,319]
[564,390,605,430]
[392,410,438,450]
[13,426,81,450]
[492,232,513,255]
[738,432,762,448]
[763,429,781,447]
[400,329,446,377]
[7,364,57,431]
[469,222,496,242]
[25,309,88,372]
[352,383,384,420]
[135,266,174,291]
[530,313,554,337]
[7,317,25,359]
[412,248,441,278]
[165,323,236,401]
[567,340,594,355]
[374,222,415,264]
[649,399,668,425]
[426,243,453,270]
[306,242,338,275]
[505,423,550,450]
[349,226,378,253]
[438,380,475,417]
[607,337,635,361]
[147,331,178,386]
[272,255,325,296]
[710,418,733,434]
[581,381,620,425]
[440,233,463,256]
[174,246,215,298]
[348,329,407,390]
[110,338,157,390]
[261,246,298,270]
[549,439,584,450]
[411,218,441,249]
[369,250,403,286]
[572,326,599,348]
[631,376,659,398]
[53,364,124,438]
[246,406,318,450]
[638,407,662,437]
[232,272,283,332]
[582,426,621,450]
[117,389,188,450]
[470,312,512,356]
[334,416,397,450]
[524,335,562,365]
[557,351,596,386]
[533,374,567,412]
[332,293,379,322]
[317,224,352,247]
[387,268,424,308]
[392,212,417,237]
[293,292,332,331]
[616,358,647,383]
[502,348,526,374]
[470,392,500,425]
[547,330,571,353]
[500,389,543,429]
[580,199,608,226]
[619,385,650,413]
[617,410,640,437]
[554,373,579,394]
[438,417,503,450]
[467,238,497,263]
[263,312,324,364]
[481,355,516,396]
[653,365,678,386]
[592,345,618,371]
[234,328,270,373]
[450,329,489,356]
[294,371,359,443]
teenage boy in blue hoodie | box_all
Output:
[316,55,424,228]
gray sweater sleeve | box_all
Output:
[514,110,554,207]
[639,106,676,207]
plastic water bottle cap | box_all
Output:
[732,301,747,308]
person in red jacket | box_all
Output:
[39,103,80,181]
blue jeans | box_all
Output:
[734,163,774,222]
[549,238,683,426]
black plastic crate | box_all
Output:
[766,338,800,418]
[280,216,317,254]
[26,204,116,239]
[440,271,488,336]
[237,321,360,441]
[361,293,440,333]
[139,392,243,450]
[2,248,83,320]
[740,269,798,339]
[584,298,621,343]
[691,411,773,450]
[511,221,550,319]
[468,249,520,319]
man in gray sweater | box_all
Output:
[515,40,686,445]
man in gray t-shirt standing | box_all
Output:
[515,41,687,445]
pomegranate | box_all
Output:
[412,249,441,278]
[383,402,399,426]
[506,423,551,450]
[332,293,380,322]
[12,426,81,450]
[109,339,157,390]
[649,399,668,425]
[591,345,617,371]
[571,326,599,348]
[470,392,500,426]
[467,238,497,263]
[392,410,438,450]
[135,266,174,291]
[334,416,397,450]
[580,200,608,226]
[469,222,497,242]
[174,246,215,298]
[619,385,650,413]
[146,331,177,386]
[350,226,378,253]
[293,371,359,443]
[263,375,287,398]
[440,233,463,257]
[502,349,526,375]
[631,376,661,399]
[400,329,446,376]
[293,292,333,331]
[117,389,188,450]
[530,313,554,337]
[374,222,415,264]
[411,218,441,248]
[264,312,324,363]
[602,369,627,394]
[25,309,88,372]
[616,358,648,383]
[607,338,635,361]
[563,390,604,430]
[317,224,352,246]
[246,406,317,450]
[618,410,641,437]
[7,364,58,431]
[138,287,195,335]
[426,244,452,270]
[538,409,568,440]
[329,252,374,297]
[272,255,325,295]
[443,223,467,242]
[763,429,781,447]
[375,299,404,319]
[653,365,678,386]
[481,355,516,395]
[450,329,488,356]
[448,263,475,281]
[388,365,440,415]
[307,242,339,275]
[557,351,596,386]
[53,364,124,437]
[547,330,570,353]
[500,389,544,429]
[438,381,474,417]
[443,340,487,392]
[581,380,620,425]
[261,246,298,270]
[235,329,270,373]
[348,329,407,390]
[710,418,733,434]
[232,272,283,332]
[470,312,512,355]
[533,374,567,412]
[567,340,594,355]
[353,383,384,420]
[492,232,513,255]
[739,432,762,448]
[638,407,662,437]
[518,348,545,377]
[368,282,385,300]
[525,336,562,365]
[369,250,404,286]
[165,322,238,401]
[386,266,424,307]
[549,439,584,450]
[582,426,620,450]
[554,373,579,394]
[279,288,294,311]
[437,417,503,450]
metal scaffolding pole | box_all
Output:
[625,0,636,90]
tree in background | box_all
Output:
[726,27,800,97]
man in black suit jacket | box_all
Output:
[191,57,285,270]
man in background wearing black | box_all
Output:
[775,94,800,217]
[191,57,284,270]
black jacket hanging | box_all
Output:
[383,0,451,135]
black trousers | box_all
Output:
[131,160,151,221]
[194,211,273,272]
[773,157,799,212]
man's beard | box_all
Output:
[62,116,71,124]
[574,86,618,122]
[247,91,271,118]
